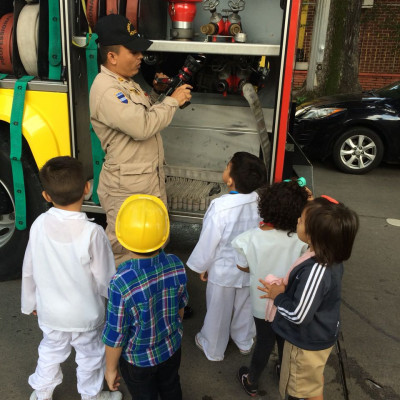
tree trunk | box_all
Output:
[314,0,362,95]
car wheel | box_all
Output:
[0,133,48,281]
[332,127,384,174]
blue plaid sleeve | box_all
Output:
[102,278,129,347]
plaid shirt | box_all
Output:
[102,250,188,367]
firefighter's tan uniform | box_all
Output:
[90,66,178,265]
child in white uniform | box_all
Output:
[232,180,310,396]
[21,156,122,400]
[187,152,267,361]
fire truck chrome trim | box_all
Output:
[0,79,67,92]
[62,0,77,158]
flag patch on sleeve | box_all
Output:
[115,92,128,104]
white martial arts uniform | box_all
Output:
[186,192,259,361]
[21,208,116,400]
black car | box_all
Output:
[293,81,400,174]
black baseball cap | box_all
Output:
[95,14,152,52]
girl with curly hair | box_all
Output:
[232,180,310,397]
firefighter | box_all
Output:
[89,14,192,266]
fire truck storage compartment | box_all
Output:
[69,0,300,220]
[0,0,58,80]
[135,0,285,45]
[129,0,285,218]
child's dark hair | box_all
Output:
[229,152,267,193]
[304,197,359,266]
[39,156,87,206]
[258,181,309,234]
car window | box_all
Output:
[375,81,400,99]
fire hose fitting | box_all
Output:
[165,0,202,40]
[216,80,228,92]
[201,2,224,36]
[201,23,218,35]
[229,23,241,35]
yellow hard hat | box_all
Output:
[116,194,170,253]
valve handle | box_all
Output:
[202,0,219,11]
[228,0,245,12]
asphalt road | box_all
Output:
[0,161,399,400]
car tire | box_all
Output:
[0,133,48,281]
[332,127,384,174]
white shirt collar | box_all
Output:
[47,207,88,220]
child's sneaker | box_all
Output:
[239,347,252,356]
[237,366,258,397]
[195,332,205,353]
[95,391,123,400]
[30,390,52,400]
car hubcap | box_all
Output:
[0,179,15,248]
[340,134,377,170]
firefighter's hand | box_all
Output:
[171,84,192,107]
[200,271,208,282]
[153,72,170,93]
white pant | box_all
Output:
[29,324,105,400]
[197,282,255,361]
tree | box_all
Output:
[301,0,363,98]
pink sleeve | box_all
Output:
[264,275,284,322]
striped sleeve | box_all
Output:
[275,263,327,325]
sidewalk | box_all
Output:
[3,161,400,400]
[0,256,347,400]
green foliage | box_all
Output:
[293,89,320,106]
[295,95,308,105]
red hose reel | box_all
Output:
[0,13,13,74]
[87,0,139,30]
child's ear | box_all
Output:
[42,191,52,203]
[83,181,91,196]
[227,177,233,188]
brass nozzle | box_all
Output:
[229,23,241,35]
[201,23,217,35]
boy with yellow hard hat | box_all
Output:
[102,195,188,400]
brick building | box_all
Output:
[293,0,400,90]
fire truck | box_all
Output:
[0,0,310,280]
